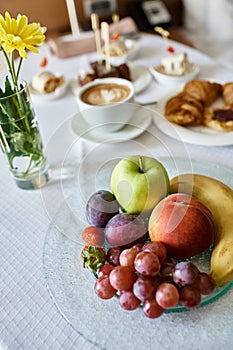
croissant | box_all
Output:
[222,82,233,107]
[183,80,222,106]
[165,92,204,125]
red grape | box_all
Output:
[155,282,179,309]
[89,232,217,319]
[109,266,135,291]
[179,285,201,309]
[132,244,143,252]
[173,261,199,286]
[106,247,122,266]
[193,272,216,295]
[133,276,156,301]
[160,260,175,277]
[97,263,115,278]
[134,251,160,276]
[94,276,117,299]
[142,241,167,263]
[119,290,141,311]
[143,298,164,318]
[119,248,138,269]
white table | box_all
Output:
[1,33,233,350]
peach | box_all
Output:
[148,193,215,259]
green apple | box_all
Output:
[110,155,170,214]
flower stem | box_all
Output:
[16,57,23,80]
[22,155,33,176]
[0,124,10,153]
[10,52,19,90]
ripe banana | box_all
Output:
[170,173,233,287]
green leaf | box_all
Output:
[0,76,14,98]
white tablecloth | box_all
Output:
[1,33,233,350]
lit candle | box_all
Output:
[65,0,80,36]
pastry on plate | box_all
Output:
[203,107,233,132]
[183,80,222,107]
[222,82,233,107]
[164,92,204,125]
[31,71,64,94]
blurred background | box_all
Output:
[0,0,232,69]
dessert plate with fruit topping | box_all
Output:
[149,62,200,86]
[43,157,233,350]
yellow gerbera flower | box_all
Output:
[0,11,46,59]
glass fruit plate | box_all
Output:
[43,157,233,347]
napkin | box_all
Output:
[47,17,139,59]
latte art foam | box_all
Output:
[81,83,131,106]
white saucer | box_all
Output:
[71,105,152,143]
[125,39,140,60]
[130,64,152,93]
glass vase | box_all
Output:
[0,82,50,189]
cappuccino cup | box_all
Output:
[77,77,135,133]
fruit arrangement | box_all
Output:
[80,155,233,319]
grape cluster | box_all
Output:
[94,241,216,319]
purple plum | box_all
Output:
[86,190,119,228]
[105,213,148,248]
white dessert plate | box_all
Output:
[29,75,69,102]
[71,64,152,97]
[130,64,152,93]
[43,157,233,350]
[125,39,140,60]
[152,88,233,146]
[71,105,152,143]
[149,62,200,85]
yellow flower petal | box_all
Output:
[25,45,38,54]
[0,11,46,55]
[0,11,46,89]
[16,15,27,36]
[2,41,14,53]
[18,47,27,59]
